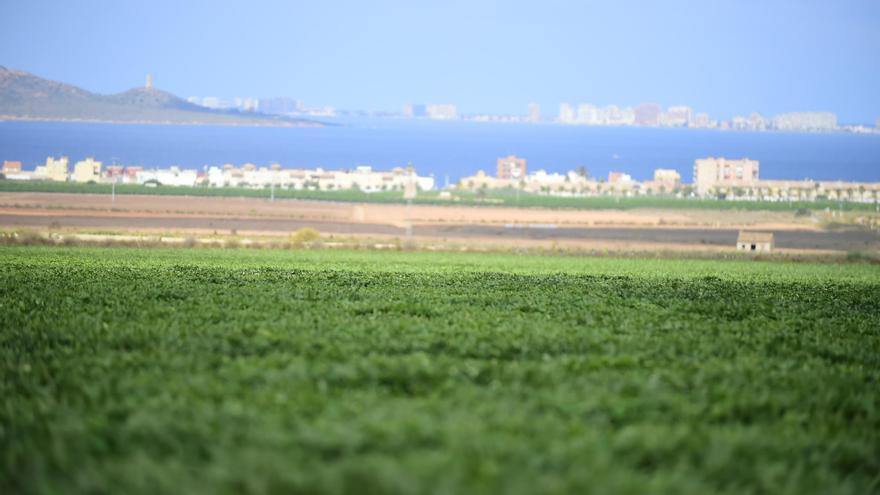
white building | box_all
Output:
[661,106,693,127]
[527,103,540,123]
[72,158,102,183]
[693,157,760,196]
[426,104,458,120]
[205,164,434,192]
[134,167,197,186]
[772,112,837,132]
[558,103,576,124]
[577,104,600,125]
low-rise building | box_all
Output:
[608,171,633,184]
[35,156,70,182]
[459,170,505,190]
[1,160,33,180]
[204,163,433,192]
[737,231,774,253]
[72,158,102,183]
[2,160,22,174]
[709,179,880,203]
[124,167,143,184]
[104,166,124,181]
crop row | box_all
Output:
[1,180,876,211]
[1,247,879,494]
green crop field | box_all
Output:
[2,247,879,494]
[2,179,876,212]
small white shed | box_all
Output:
[737,231,774,253]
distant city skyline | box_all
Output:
[184,93,872,134]
[1,1,879,123]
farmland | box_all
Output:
[2,247,879,494]
[2,179,877,211]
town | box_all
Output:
[2,155,879,203]
[185,95,880,134]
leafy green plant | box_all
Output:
[1,246,879,494]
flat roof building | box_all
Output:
[608,171,632,183]
[73,158,102,183]
[694,157,759,197]
[497,155,526,180]
[737,231,774,253]
[42,156,70,182]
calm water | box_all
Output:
[1,118,879,184]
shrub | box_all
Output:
[290,227,321,246]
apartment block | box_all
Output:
[73,158,102,183]
[496,155,527,180]
[41,156,70,182]
[693,157,759,196]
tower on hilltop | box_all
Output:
[145,73,152,89]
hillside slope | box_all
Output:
[0,67,319,127]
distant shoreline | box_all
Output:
[0,115,323,128]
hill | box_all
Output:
[0,67,319,127]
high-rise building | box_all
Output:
[602,104,634,125]
[691,112,711,128]
[747,112,768,131]
[772,112,837,132]
[426,104,457,120]
[259,97,304,115]
[496,155,527,180]
[233,97,259,112]
[558,103,576,123]
[145,73,152,89]
[577,104,600,125]
[661,106,693,127]
[527,103,540,123]
[618,107,636,126]
[198,97,223,109]
[634,104,661,126]
[601,105,619,125]
[693,157,760,196]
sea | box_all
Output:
[1,118,879,184]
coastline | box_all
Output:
[0,115,324,128]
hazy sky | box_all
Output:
[2,0,879,123]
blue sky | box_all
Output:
[2,0,879,123]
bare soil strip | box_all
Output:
[2,212,876,252]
